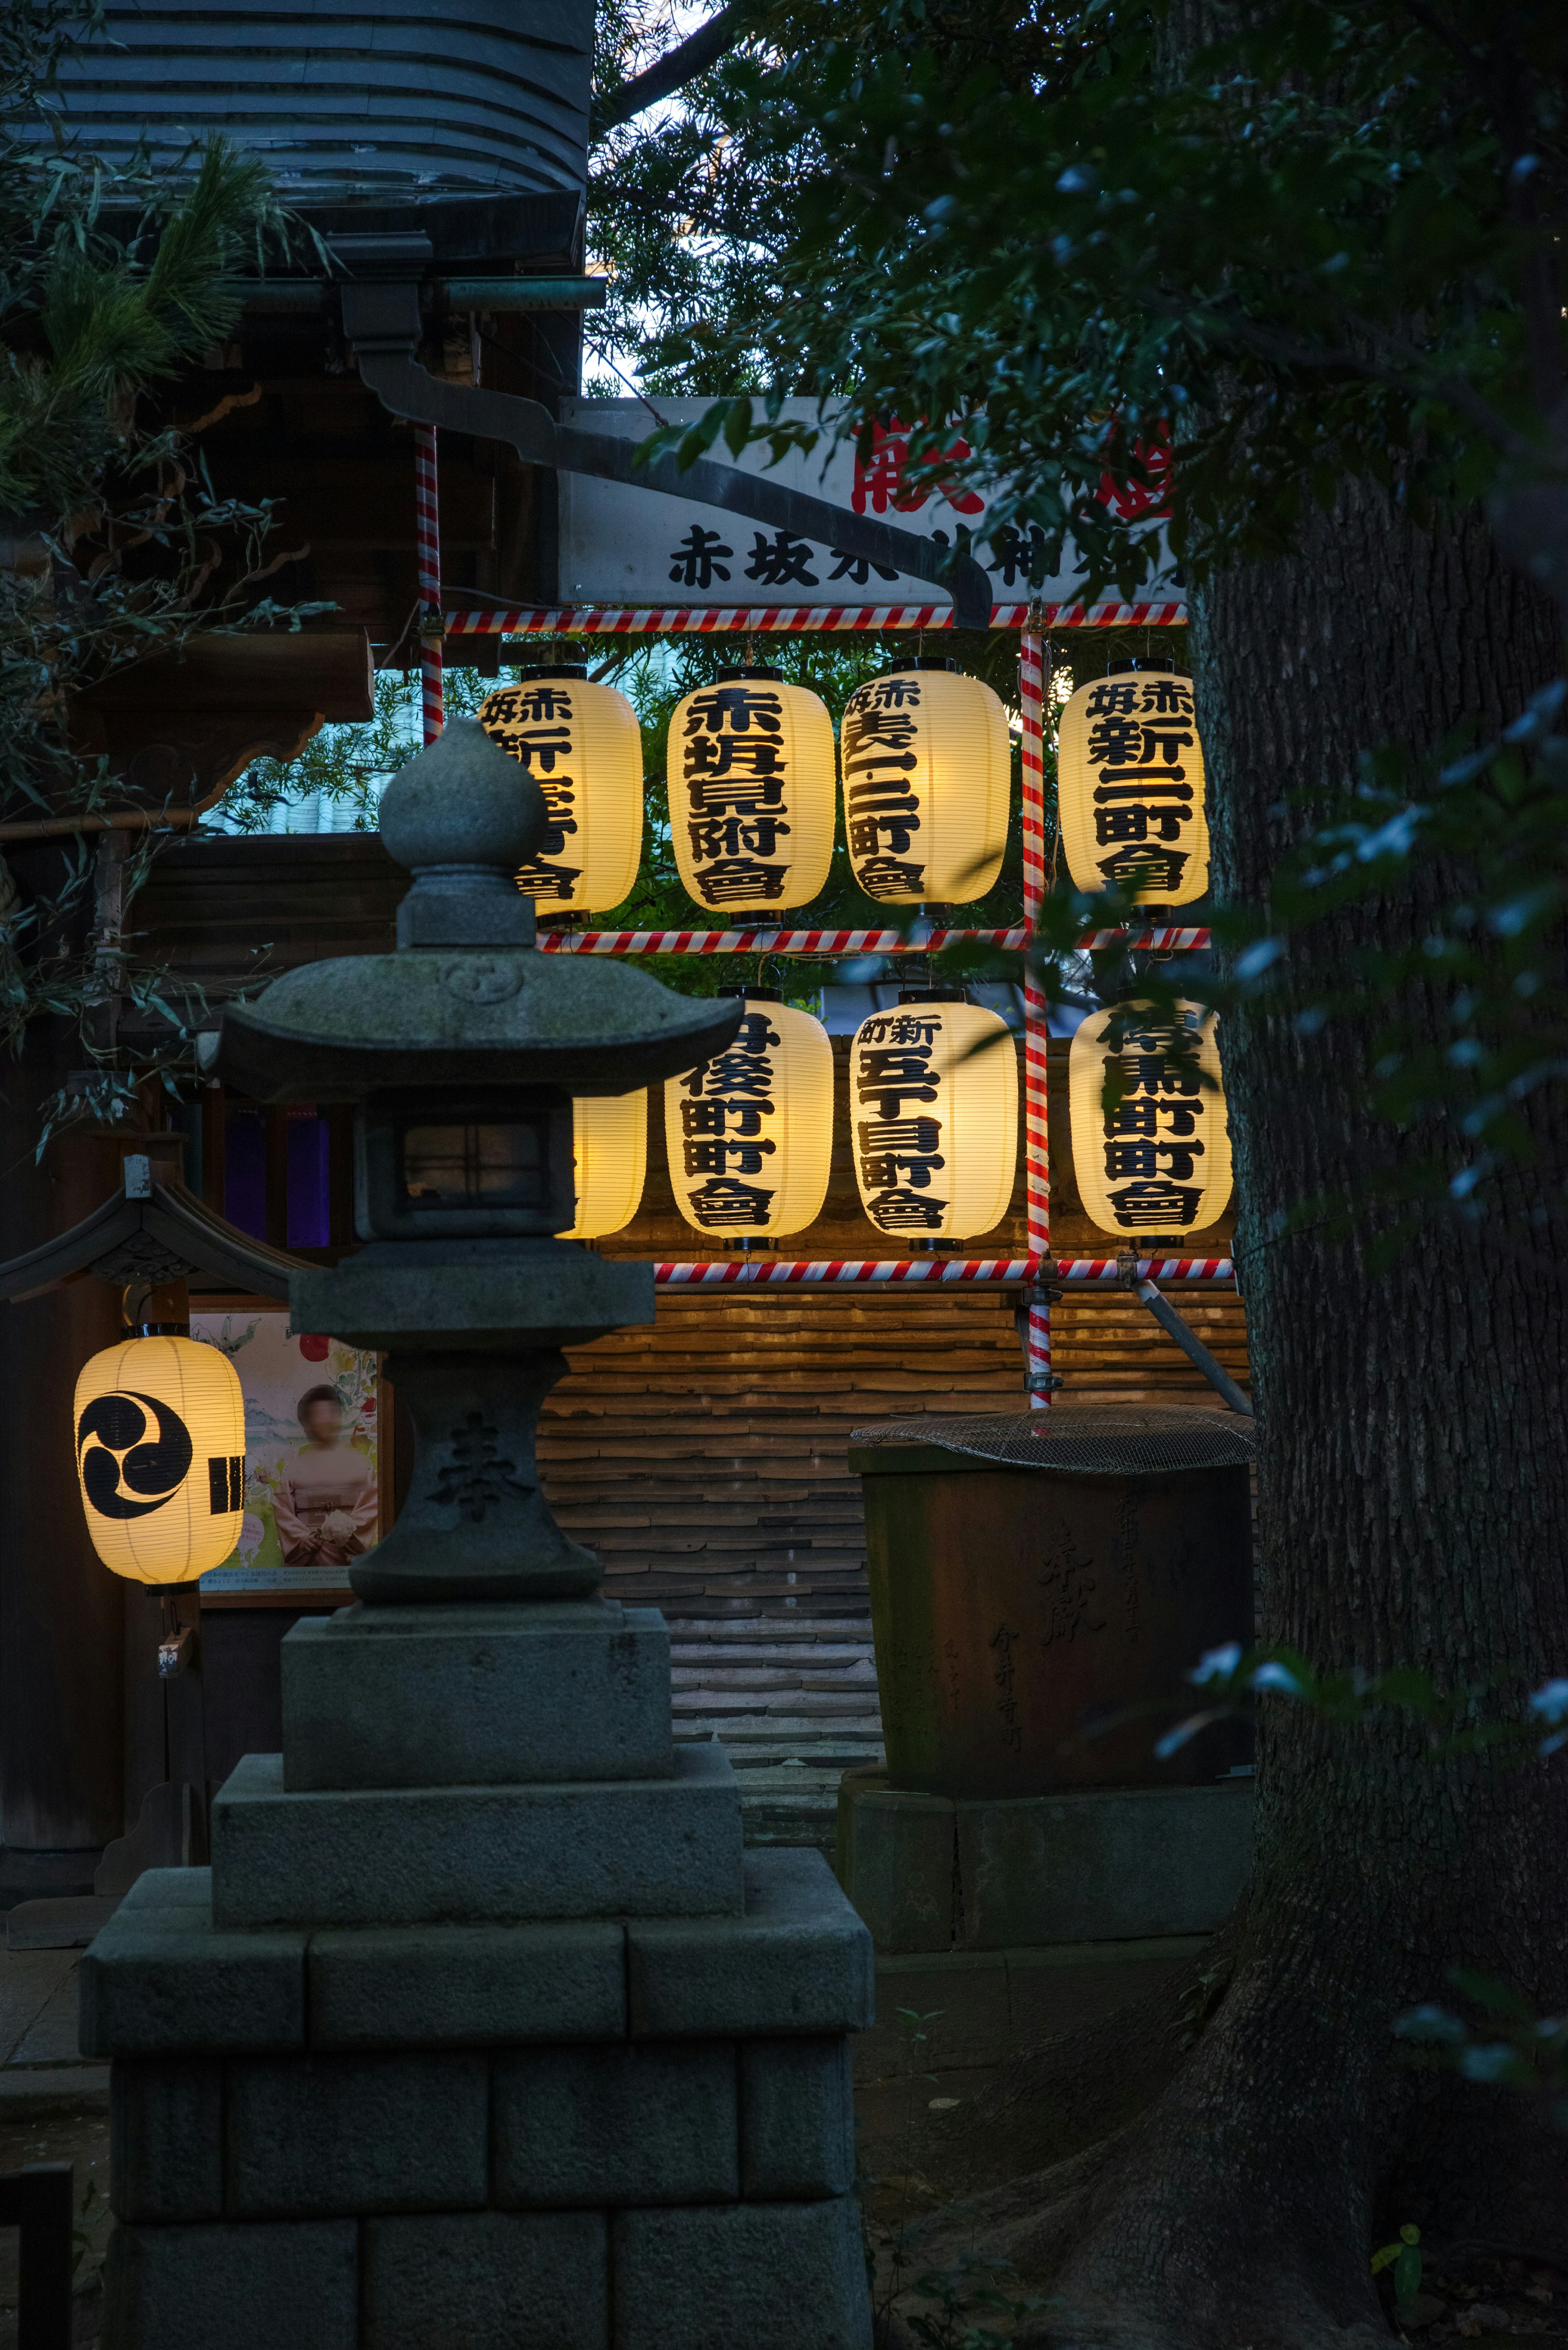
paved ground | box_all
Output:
[0,1949,109,2343]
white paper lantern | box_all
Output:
[842,660,1010,905]
[73,1334,247,1584]
[668,669,835,914]
[558,1091,647,1239]
[1057,669,1209,905]
[849,998,1017,1239]
[665,997,833,1237]
[478,666,644,912]
[1069,1003,1232,1234]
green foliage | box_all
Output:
[0,17,317,1143]
[1396,1978,1568,2131]
[903,2253,1050,2349]
[1372,2222,1423,2311]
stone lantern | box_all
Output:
[82,722,875,2350]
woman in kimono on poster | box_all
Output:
[271,1384,379,1566]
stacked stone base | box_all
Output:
[83,1603,875,2350]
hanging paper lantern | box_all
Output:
[558,1091,648,1240]
[477,665,643,912]
[841,659,1010,906]
[849,997,1017,1240]
[665,996,833,1237]
[1057,669,1209,906]
[1069,1003,1232,1235]
[73,1334,247,1584]
[668,668,835,914]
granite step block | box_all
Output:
[211,1745,746,1931]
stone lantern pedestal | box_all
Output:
[84,1603,873,2350]
[80,724,875,2350]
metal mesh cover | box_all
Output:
[849,1405,1257,1476]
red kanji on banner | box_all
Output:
[1096,424,1174,521]
[851,421,985,516]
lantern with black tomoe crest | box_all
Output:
[73,1330,247,1584]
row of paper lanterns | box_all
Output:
[563,994,1232,1243]
[70,998,1230,1587]
[477,662,1210,915]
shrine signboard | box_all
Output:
[557,399,1175,610]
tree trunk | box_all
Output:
[898,491,1568,2348]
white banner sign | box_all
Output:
[558,399,1174,611]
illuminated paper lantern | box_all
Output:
[1057,668,1209,906]
[841,659,1009,905]
[73,1334,246,1584]
[478,666,643,912]
[559,1091,647,1240]
[665,996,833,1237]
[668,669,835,914]
[849,997,1017,1240]
[1069,1003,1232,1234]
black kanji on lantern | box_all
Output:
[1096,843,1190,895]
[866,1186,949,1232]
[693,859,789,905]
[684,687,783,736]
[686,1178,774,1228]
[856,855,927,900]
[1106,1179,1203,1229]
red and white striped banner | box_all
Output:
[1018,632,1054,1408]
[1081,926,1211,950]
[537,925,1029,957]
[534,924,1209,956]
[444,600,1186,638]
[414,426,443,744]
[1056,1256,1235,1283]
[652,1256,1234,1287]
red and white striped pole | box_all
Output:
[1019,628,1054,1407]
[414,425,443,743]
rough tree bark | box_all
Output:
[897,492,1568,2348]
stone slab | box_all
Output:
[363,2210,609,2350]
[309,1920,626,2049]
[282,1601,673,1791]
[955,1781,1254,1946]
[494,2041,737,2207]
[211,1744,745,1929]
[834,1768,955,1953]
[628,1849,873,2040]
[78,1871,306,2057]
[611,2198,871,2350]
[740,2038,855,2200]
[101,2218,357,2350]
[226,2051,489,2218]
[111,2058,222,2223]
